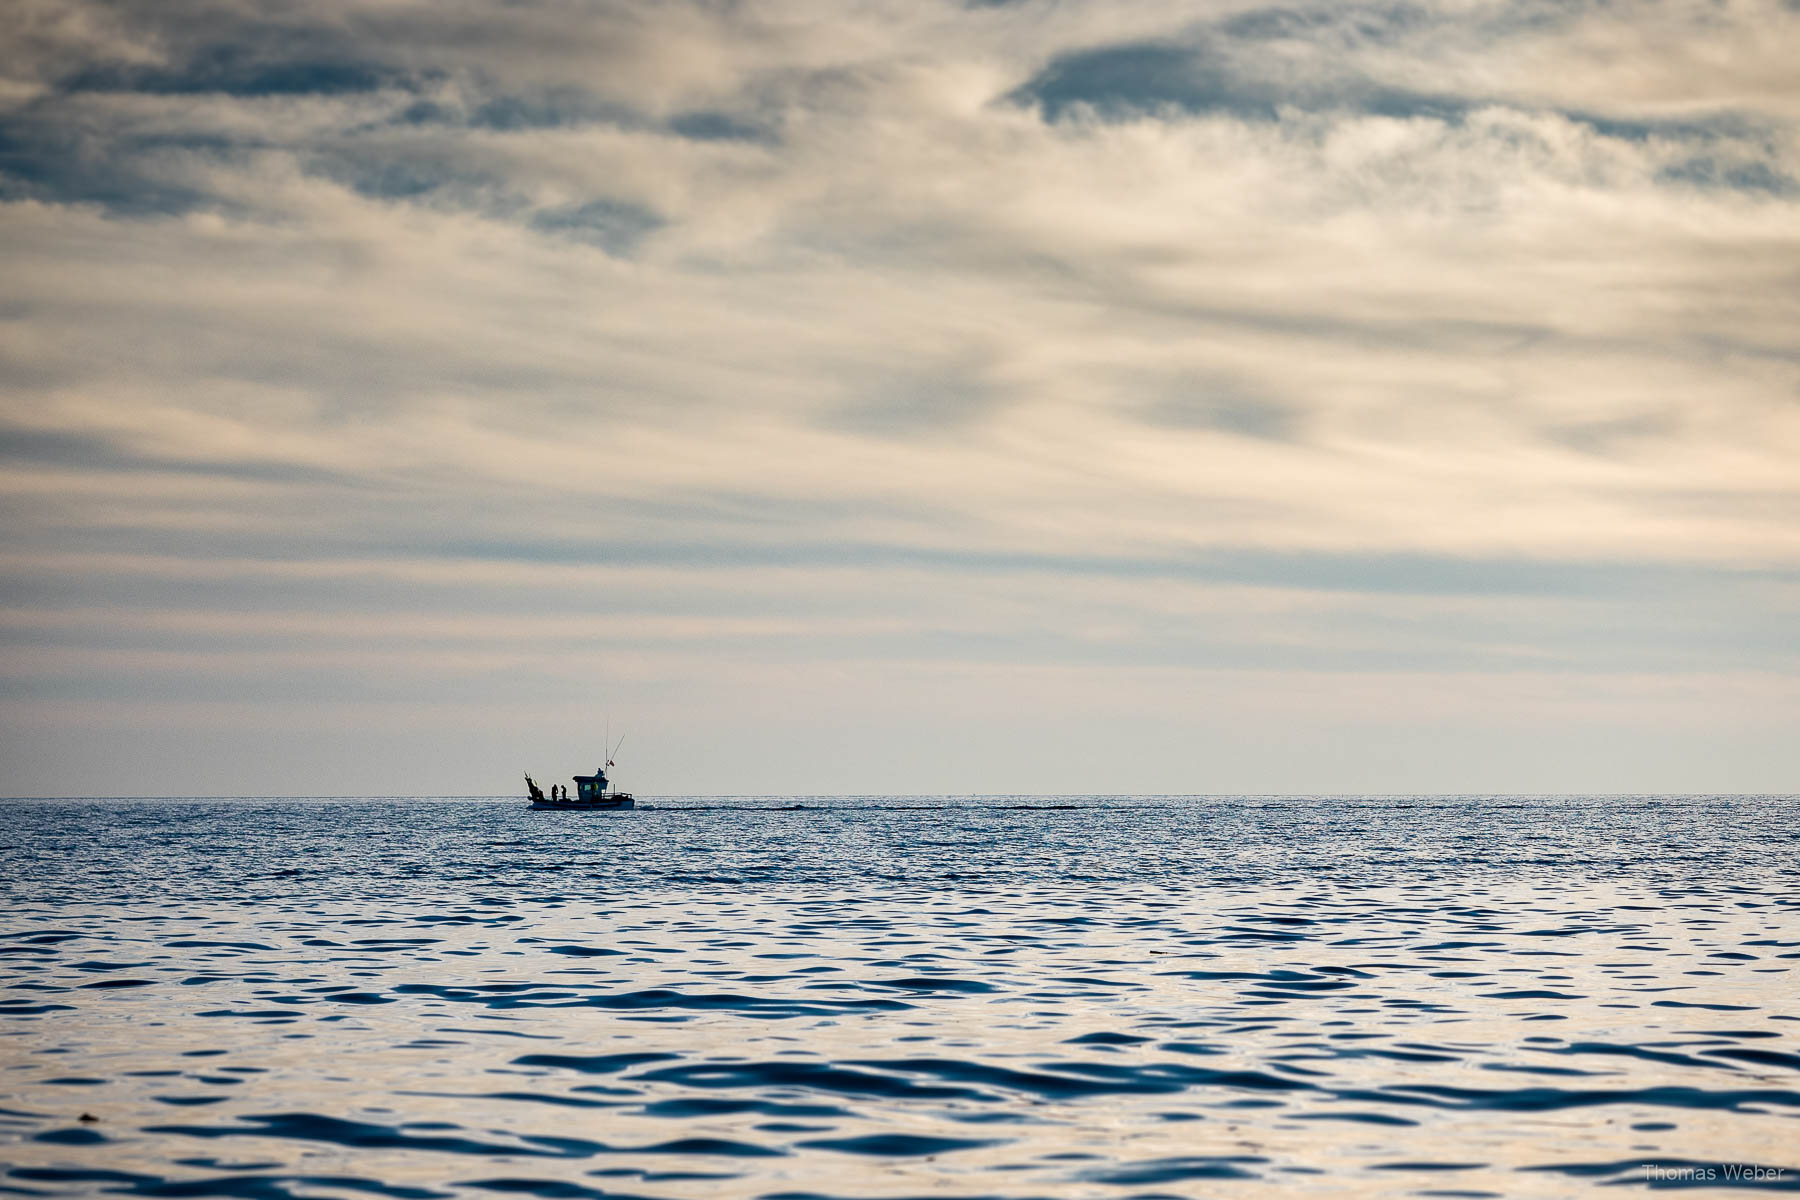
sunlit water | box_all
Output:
[3,795,1798,1198]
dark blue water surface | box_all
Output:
[3,795,1798,1198]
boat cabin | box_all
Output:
[572,768,611,801]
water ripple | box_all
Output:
[2,794,1797,1197]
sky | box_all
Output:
[1,0,1797,797]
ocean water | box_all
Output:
[2,795,1797,1199]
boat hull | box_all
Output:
[528,796,634,811]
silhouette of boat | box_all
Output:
[525,742,634,810]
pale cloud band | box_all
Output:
[1,0,1796,794]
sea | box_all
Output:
[2,795,1797,1198]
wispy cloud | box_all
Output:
[1,0,1796,793]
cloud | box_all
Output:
[0,0,1797,792]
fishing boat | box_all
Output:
[525,740,634,810]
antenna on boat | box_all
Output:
[608,732,625,768]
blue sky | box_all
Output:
[1,0,1796,795]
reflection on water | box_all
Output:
[2,795,1797,1197]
